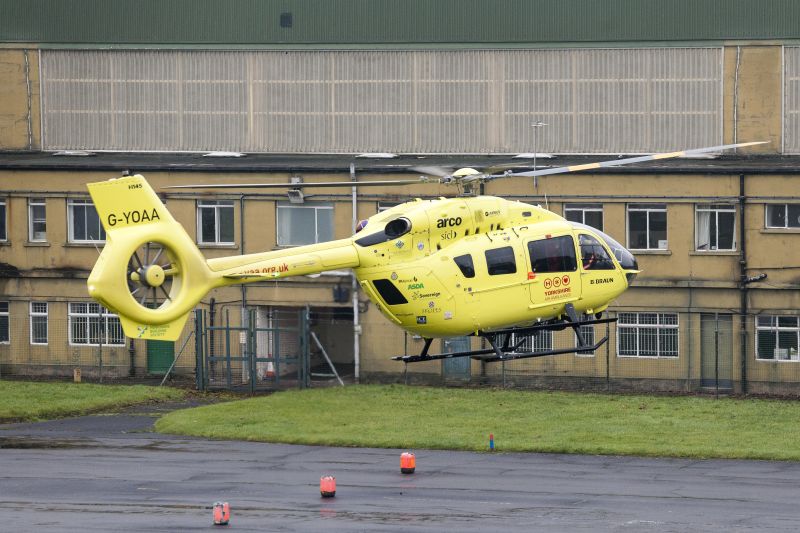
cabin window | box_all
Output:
[527,235,577,273]
[578,234,615,270]
[485,247,516,275]
[371,279,408,305]
[453,254,475,278]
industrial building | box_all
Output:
[1,0,800,393]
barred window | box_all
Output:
[509,330,552,354]
[30,302,48,345]
[69,302,125,346]
[756,316,800,361]
[0,301,8,344]
[575,325,595,356]
[618,312,678,357]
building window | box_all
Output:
[627,204,667,250]
[765,204,800,229]
[564,203,603,231]
[68,199,106,243]
[30,302,48,345]
[510,330,552,354]
[576,325,595,356]
[618,312,678,357]
[197,200,235,245]
[696,204,736,251]
[0,301,8,344]
[756,316,799,360]
[0,199,6,242]
[277,203,334,246]
[378,202,400,213]
[28,198,46,242]
[68,302,125,346]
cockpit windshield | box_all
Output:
[569,222,639,271]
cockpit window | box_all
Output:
[355,217,412,247]
[528,235,577,273]
[569,222,638,271]
[454,254,475,278]
[578,234,616,270]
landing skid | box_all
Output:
[392,304,616,364]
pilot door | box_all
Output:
[526,234,581,310]
[576,233,624,310]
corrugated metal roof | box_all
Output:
[3,0,800,47]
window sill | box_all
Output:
[689,250,739,256]
[64,242,106,248]
[761,228,800,234]
[25,241,50,247]
[0,241,10,246]
[197,243,238,250]
[629,249,671,256]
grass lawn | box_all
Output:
[0,381,185,422]
[156,384,800,461]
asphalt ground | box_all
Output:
[2,402,800,532]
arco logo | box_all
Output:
[436,217,462,228]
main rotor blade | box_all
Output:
[488,141,768,180]
[164,179,430,189]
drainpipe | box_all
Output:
[739,174,748,395]
[351,162,361,383]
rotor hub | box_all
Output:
[141,264,166,288]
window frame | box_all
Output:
[564,203,604,231]
[28,198,47,242]
[196,200,236,245]
[0,198,6,242]
[695,203,736,251]
[765,203,800,229]
[67,198,106,243]
[755,315,800,361]
[276,202,334,247]
[0,301,9,344]
[626,203,667,251]
[29,301,48,346]
[68,302,126,347]
[617,312,679,358]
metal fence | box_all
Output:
[4,309,800,396]
[362,311,800,396]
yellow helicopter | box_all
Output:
[85,142,762,364]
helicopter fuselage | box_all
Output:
[347,195,637,337]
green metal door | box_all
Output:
[442,337,471,382]
[701,314,733,389]
[147,339,174,375]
